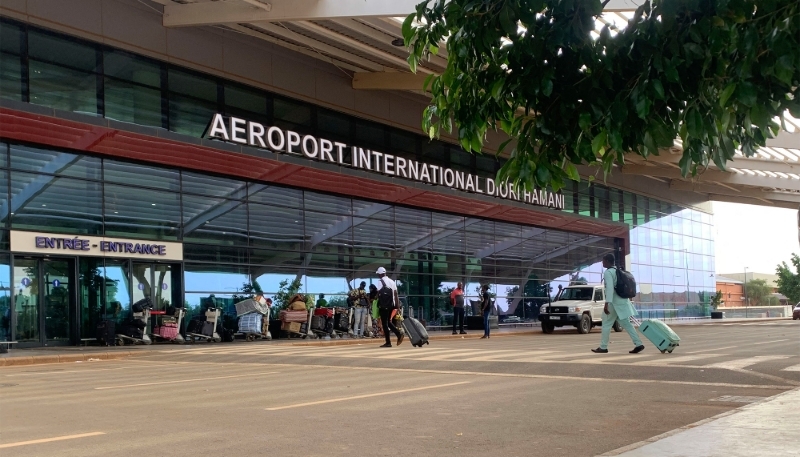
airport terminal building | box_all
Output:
[0,1,717,346]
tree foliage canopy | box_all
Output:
[744,278,772,306]
[776,253,800,304]
[404,0,800,190]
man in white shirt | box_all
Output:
[376,267,404,347]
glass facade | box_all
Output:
[0,18,716,342]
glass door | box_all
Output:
[132,262,173,312]
[13,257,75,346]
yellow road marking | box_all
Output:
[0,432,105,449]
[265,381,470,411]
[95,372,279,390]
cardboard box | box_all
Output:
[282,321,302,333]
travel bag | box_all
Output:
[202,321,215,337]
[334,311,350,332]
[96,319,116,346]
[311,315,331,331]
[314,308,334,318]
[235,298,270,317]
[153,323,178,339]
[187,315,205,334]
[401,316,429,347]
[639,319,680,353]
[238,313,263,334]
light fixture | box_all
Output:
[41,204,46,207]
[151,203,156,206]
[391,38,404,47]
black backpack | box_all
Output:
[614,267,637,299]
[377,279,395,310]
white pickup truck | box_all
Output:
[538,284,622,334]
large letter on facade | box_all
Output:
[208,113,229,140]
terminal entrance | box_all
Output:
[132,262,176,312]
[12,256,76,346]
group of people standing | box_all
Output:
[346,267,404,347]
[344,270,494,347]
[449,282,493,339]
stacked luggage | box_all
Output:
[235,297,271,341]
[311,308,334,337]
[327,307,350,338]
[116,297,153,345]
[152,305,185,343]
[279,295,310,338]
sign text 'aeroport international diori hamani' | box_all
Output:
[206,114,564,210]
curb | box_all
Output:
[667,317,791,326]
[0,330,538,363]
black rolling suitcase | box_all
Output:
[334,311,350,332]
[96,319,116,346]
[401,316,429,347]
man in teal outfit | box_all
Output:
[592,253,645,354]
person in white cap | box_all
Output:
[375,267,403,347]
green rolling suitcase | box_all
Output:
[639,319,680,353]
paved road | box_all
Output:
[1,321,797,457]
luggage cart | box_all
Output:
[279,308,313,339]
[116,298,153,346]
[187,307,221,343]
[310,308,334,339]
[150,307,186,344]
[234,298,272,342]
[331,307,352,339]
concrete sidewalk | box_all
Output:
[601,387,800,457]
[0,317,791,367]
[0,326,537,366]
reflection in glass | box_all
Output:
[104,260,131,322]
[0,255,10,341]
[103,160,180,191]
[185,265,249,293]
[13,259,39,342]
[29,60,98,114]
[10,144,101,180]
[105,78,163,127]
[10,171,103,234]
[104,184,181,240]
[79,257,104,339]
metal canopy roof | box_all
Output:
[147,0,800,209]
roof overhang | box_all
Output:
[148,0,800,210]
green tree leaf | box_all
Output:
[719,83,737,107]
[403,0,800,190]
[591,131,608,155]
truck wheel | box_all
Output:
[613,321,622,332]
[542,322,555,334]
[578,315,592,334]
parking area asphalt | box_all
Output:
[0,320,797,456]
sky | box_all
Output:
[713,201,798,275]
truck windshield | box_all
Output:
[557,288,594,301]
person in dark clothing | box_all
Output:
[480,284,492,339]
[376,267,403,347]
